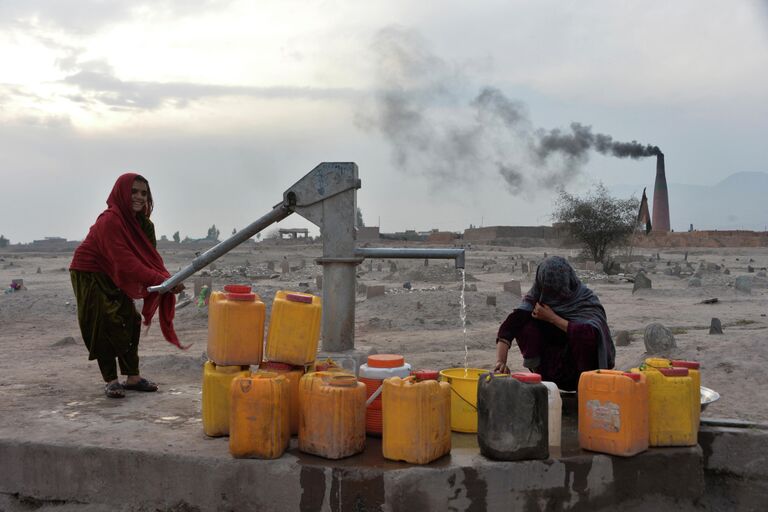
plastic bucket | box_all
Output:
[439,368,486,433]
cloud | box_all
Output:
[55,60,362,111]
[0,0,234,34]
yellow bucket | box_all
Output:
[439,368,486,433]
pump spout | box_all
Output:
[354,247,465,269]
[148,203,292,294]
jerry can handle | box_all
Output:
[366,385,383,407]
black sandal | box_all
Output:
[122,378,158,392]
[105,381,125,399]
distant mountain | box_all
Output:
[610,172,768,232]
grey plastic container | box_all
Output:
[477,372,549,461]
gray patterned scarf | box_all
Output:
[518,256,615,369]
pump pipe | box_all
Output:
[354,248,465,269]
[147,203,292,294]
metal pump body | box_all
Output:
[149,162,464,353]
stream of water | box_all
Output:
[460,268,468,370]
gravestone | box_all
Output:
[709,318,723,335]
[502,280,522,296]
[389,262,398,273]
[615,330,632,347]
[644,323,676,353]
[632,272,652,293]
[366,285,386,299]
[735,276,752,294]
[595,262,604,273]
[486,295,497,306]
[424,258,429,267]
[267,261,275,271]
[315,275,323,290]
[281,258,290,275]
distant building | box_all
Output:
[463,226,557,242]
[357,227,380,242]
[279,228,309,240]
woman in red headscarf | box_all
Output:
[70,173,186,398]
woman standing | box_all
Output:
[494,256,615,391]
[70,173,186,398]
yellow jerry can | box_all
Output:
[229,373,290,459]
[265,291,321,366]
[202,361,250,437]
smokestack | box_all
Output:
[651,153,670,232]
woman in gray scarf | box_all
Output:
[494,256,615,391]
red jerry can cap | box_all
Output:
[510,372,542,383]
[224,284,252,294]
[671,360,700,370]
[412,370,439,380]
[367,354,405,368]
[659,367,689,377]
[623,372,642,382]
[286,293,313,303]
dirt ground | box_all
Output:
[1,240,767,449]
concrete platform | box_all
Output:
[0,401,706,511]
[1,352,764,511]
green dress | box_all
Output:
[70,214,157,361]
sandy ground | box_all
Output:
[1,240,767,449]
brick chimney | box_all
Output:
[651,152,670,232]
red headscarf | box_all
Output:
[70,173,186,349]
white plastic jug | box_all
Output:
[542,381,563,447]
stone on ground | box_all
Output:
[688,277,702,287]
[502,280,522,296]
[615,330,632,347]
[735,276,753,294]
[633,272,652,293]
[644,323,676,353]
[709,318,724,335]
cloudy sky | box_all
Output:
[2,0,767,243]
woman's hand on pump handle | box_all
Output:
[170,283,185,294]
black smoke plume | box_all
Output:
[359,27,660,195]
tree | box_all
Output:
[0,235,8,248]
[553,183,639,263]
[172,231,180,243]
[356,207,365,227]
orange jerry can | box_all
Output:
[257,361,305,435]
[208,285,265,366]
[265,291,322,366]
[202,361,250,437]
[229,373,290,459]
[382,376,451,464]
[578,370,649,457]
[299,373,366,459]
